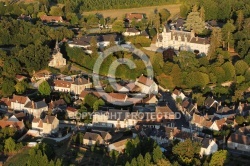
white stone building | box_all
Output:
[48,41,66,67]
[135,74,158,94]
[156,26,210,54]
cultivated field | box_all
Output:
[83,4,181,20]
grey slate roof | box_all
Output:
[71,33,123,46]
[24,101,47,109]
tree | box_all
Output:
[185,72,209,88]
[49,6,63,16]
[159,9,170,24]
[130,158,137,166]
[84,93,98,108]
[172,139,201,165]
[221,62,235,81]
[15,81,27,94]
[112,20,125,33]
[38,81,51,96]
[180,4,190,18]
[1,79,16,97]
[90,37,98,55]
[174,51,199,71]
[93,99,105,111]
[221,20,236,50]
[170,64,183,87]
[4,137,16,154]
[144,152,151,165]
[157,159,171,166]
[137,154,145,166]
[200,0,218,21]
[184,7,205,34]
[236,10,244,30]
[234,60,249,75]
[235,115,245,125]
[153,146,163,163]
[153,12,161,32]
[207,28,222,59]
[209,150,230,166]
[199,6,205,21]
[18,44,50,73]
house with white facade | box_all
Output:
[108,139,128,153]
[135,74,158,94]
[68,33,123,50]
[71,77,92,95]
[83,132,104,145]
[156,25,210,54]
[10,95,30,111]
[92,109,139,129]
[172,89,186,101]
[32,115,59,134]
[199,138,218,156]
[227,133,250,152]
[24,101,48,118]
[53,79,72,92]
[66,107,78,119]
[122,28,141,36]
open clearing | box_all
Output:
[83,4,181,20]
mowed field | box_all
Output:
[83,4,181,20]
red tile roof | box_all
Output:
[0,120,24,130]
[67,107,78,112]
[126,13,144,20]
[54,80,72,88]
[40,15,63,22]
[228,133,250,145]
[137,75,154,87]
[12,95,29,104]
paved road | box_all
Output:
[143,44,164,53]
[158,90,189,129]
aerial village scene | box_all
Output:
[0,0,250,165]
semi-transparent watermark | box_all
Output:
[75,111,181,120]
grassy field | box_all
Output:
[83,4,181,20]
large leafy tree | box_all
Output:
[234,60,249,75]
[184,5,205,34]
[1,79,16,97]
[38,81,51,96]
[4,137,16,154]
[172,139,201,165]
[18,44,50,73]
[209,150,230,166]
[207,27,222,60]
[221,20,236,50]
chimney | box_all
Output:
[32,101,35,109]
[88,77,90,83]
[194,103,198,109]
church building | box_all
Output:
[48,41,66,67]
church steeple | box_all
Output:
[54,39,60,53]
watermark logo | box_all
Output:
[76,111,182,120]
[92,44,154,106]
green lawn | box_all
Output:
[4,148,30,166]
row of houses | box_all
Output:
[172,89,250,153]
